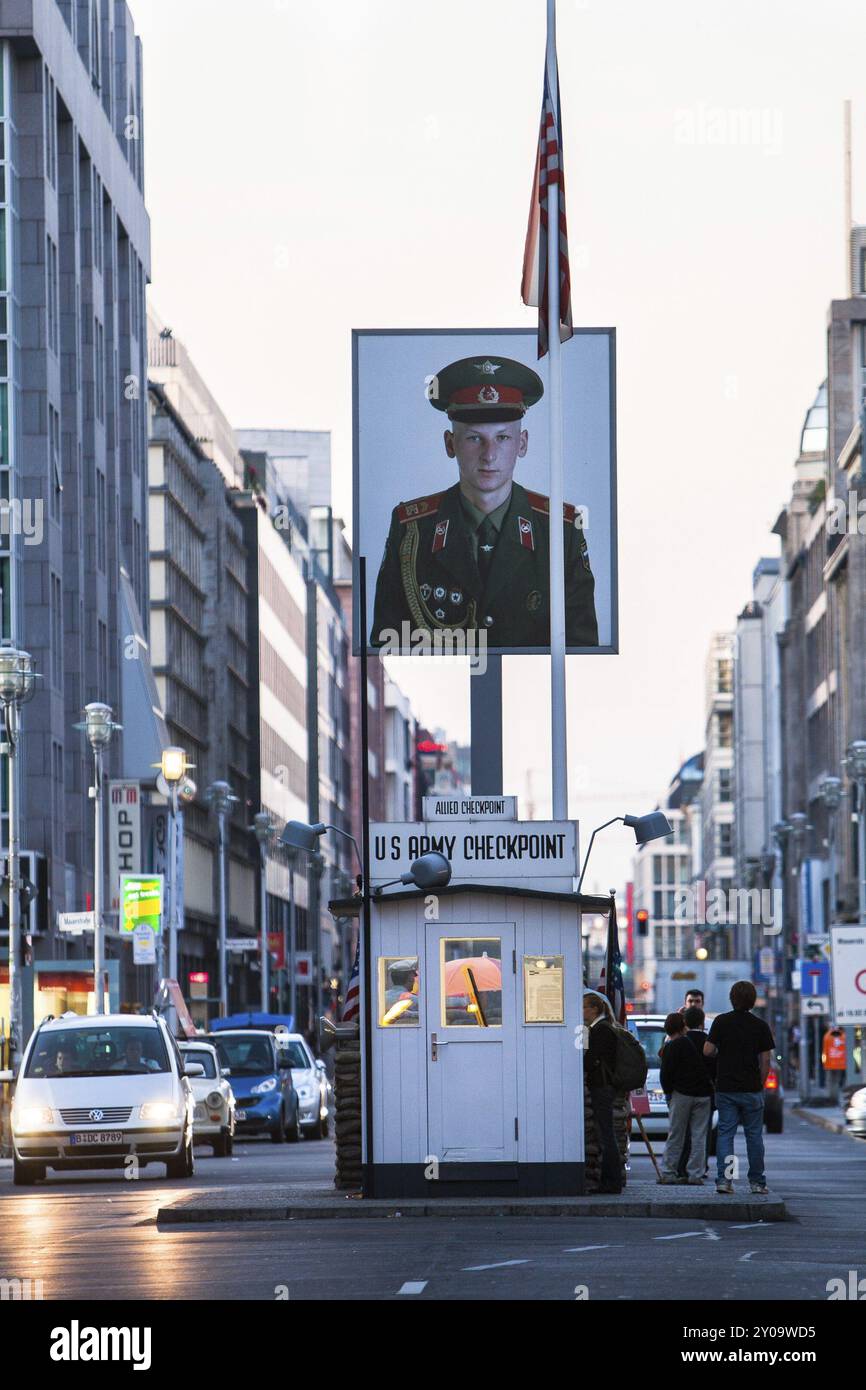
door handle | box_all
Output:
[430,1033,449,1061]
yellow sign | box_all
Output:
[121,874,163,934]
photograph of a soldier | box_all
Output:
[356,331,616,655]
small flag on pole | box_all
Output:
[521,49,573,359]
[597,896,626,1025]
[341,936,360,1022]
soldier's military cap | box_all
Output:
[430,355,544,424]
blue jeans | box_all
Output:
[716,1091,766,1186]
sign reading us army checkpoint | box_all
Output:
[370,819,577,883]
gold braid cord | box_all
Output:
[398,521,477,632]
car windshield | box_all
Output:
[634,1025,666,1070]
[211,1036,275,1075]
[278,1041,311,1069]
[26,1025,169,1078]
[182,1049,217,1079]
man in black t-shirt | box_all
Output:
[704,980,775,1196]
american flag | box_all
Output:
[521,53,573,359]
[341,936,360,1023]
[597,898,626,1025]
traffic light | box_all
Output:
[0,852,47,935]
[636,908,649,937]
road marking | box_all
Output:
[739,1251,759,1263]
[732,1222,769,1229]
[704,1227,721,1241]
[463,1259,529,1271]
[654,1231,705,1241]
[397,1281,427,1295]
[561,1251,617,1262]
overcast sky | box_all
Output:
[129,0,864,896]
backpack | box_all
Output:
[611,1024,649,1092]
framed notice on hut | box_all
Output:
[523,955,565,1024]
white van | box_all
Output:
[2,1012,202,1186]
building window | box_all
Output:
[52,738,64,830]
[718,767,732,802]
[94,318,105,421]
[43,67,57,189]
[97,618,108,700]
[718,823,734,858]
[96,469,106,572]
[49,404,62,521]
[716,659,733,694]
[46,236,59,355]
[717,711,733,747]
[51,572,62,690]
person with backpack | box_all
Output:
[582,989,648,1195]
[658,1011,713,1184]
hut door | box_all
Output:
[425,925,517,1164]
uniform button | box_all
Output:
[483,615,494,627]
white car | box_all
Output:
[627,1015,670,1139]
[0,1012,201,1186]
[845,1086,866,1138]
[275,1032,331,1139]
[179,1040,236,1156]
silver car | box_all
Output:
[275,1032,331,1139]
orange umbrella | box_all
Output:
[444,956,502,994]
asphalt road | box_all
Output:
[1,1109,864,1301]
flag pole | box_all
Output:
[546,0,568,821]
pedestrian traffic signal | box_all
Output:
[636,908,649,937]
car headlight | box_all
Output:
[14,1105,53,1132]
[207,1091,223,1109]
[251,1076,277,1095]
[140,1101,181,1122]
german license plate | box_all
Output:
[69,1131,124,1145]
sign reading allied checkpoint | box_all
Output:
[370,820,577,883]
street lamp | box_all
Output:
[577,810,673,894]
[206,780,238,1018]
[280,819,362,873]
[76,701,122,1014]
[159,747,195,989]
[843,741,866,926]
[251,811,275,1012]
[0,645,37,1064]
[819,776,844,930]
[371,852,452,897]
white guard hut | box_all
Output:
[332,799,612,1199]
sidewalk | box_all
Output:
[157,1177,786,1225]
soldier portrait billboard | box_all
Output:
[353,328,617,656]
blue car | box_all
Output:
[205,1030,300,1143]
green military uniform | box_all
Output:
[371,353,599,648]
[372,480,598,648]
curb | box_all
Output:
[157,1194,787,1225]
[791,1106,849,1137]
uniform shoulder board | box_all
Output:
[396,493,443,524]
[525,490,577,525]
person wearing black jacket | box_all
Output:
[582,990,623,1195]
[658,1012,713,1184]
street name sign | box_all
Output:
[57,911,94,934]
[830,925,866,1025]
[226,937,259,951]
